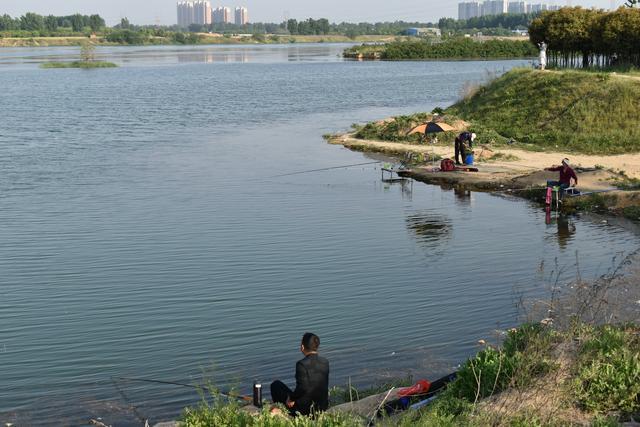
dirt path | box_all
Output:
[331,135,640,185]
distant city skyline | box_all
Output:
[0,0,625,26]
[458,0,563,20]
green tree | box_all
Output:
[286,19,298,34]
[20,13,45,31]
[70,14,85,32]
[88,14,105,32]
[0,14,19,31]
[44,15,58,32]
[120,17,130,29]
[316,18,330,35]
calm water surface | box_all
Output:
[0,44,637,425]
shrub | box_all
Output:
[448,323,555,401]
[574,325,640,414]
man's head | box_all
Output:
[301,332,320,354]
[562,158,570,169]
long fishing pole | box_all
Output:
[113,376,253,402]
[269,161,380,178]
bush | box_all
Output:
[448,324,555,401]
[105,29,149,44]
[574,325,640,414]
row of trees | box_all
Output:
[0,13,105,33]
[529,7,640,68]
[285,18,331,35]
[382,37,537,60]
[183,19,440,37]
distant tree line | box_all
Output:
[184,20,440,37]
[529,7,640,68]
[0,13,105,34]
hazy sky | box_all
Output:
[2,0,623,26]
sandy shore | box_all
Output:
[330,134,640,189]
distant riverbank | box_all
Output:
[0,34,405,48]
[343,37,537,60]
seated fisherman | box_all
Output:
[270,333,329,416]
[545,158,578,190]
[455,132,476,165]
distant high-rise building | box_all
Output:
[177,1,211,27]
[177,2,195,28]
[235,7,249,25]
[458,0,560,18]
[213,6,232,24]
[508,1,528,13]
[527,3,549,12]
[482,0,508,16]
[458,1,481,20]
[193,1,212,25]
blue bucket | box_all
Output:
[464,154,474,165]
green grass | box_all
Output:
[180,322,640,426]
[41,61,118,69]
[447,68,640,154]
[573,324,640,414]
[182,400,363,426]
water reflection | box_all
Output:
[177,51,250,63]
[0,44,352,68]
[439,183,472,206]
[382,178,413,201]
[545,207,576,249]
[406,211,452,256]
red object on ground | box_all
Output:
[440,158,455,172]
[398,379,431,397]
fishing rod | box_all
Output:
[113,376,253,402]
[269,161,380,178]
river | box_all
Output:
[0,43,637,425]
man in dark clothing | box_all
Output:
[545,158,578,190]
[270,333,329,416]
[455,131,476,165]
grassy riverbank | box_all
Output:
[346,68,640,155]
[449,68,640,154]
[179,322,640,426]
[326,68,640,218]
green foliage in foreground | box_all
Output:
[448,323,557,402]
[40,61,117,69]
[448,68,640,154]
[182,400,362,427]
[574,324,640,414]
